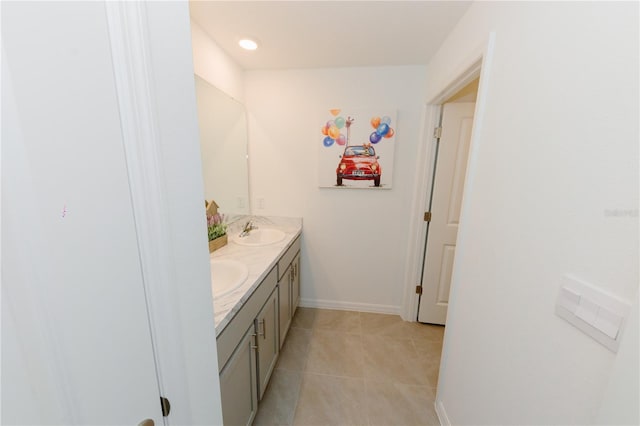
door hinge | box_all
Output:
[424,211,432,222]
[415,285,423,295]
[160,396,171,417]
[433,127,442,138]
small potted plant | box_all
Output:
[206,199,228,253]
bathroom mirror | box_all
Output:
[194,74,250,216]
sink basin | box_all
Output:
[233,228,286,247]
[210,259,248,298]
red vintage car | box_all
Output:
[336,145,381,187]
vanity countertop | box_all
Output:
[210,215,302,336]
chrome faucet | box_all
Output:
[239,220,258,237]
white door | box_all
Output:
[2,2,164,424]
[418,102,475,325]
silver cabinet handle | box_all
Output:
[258,319,265,338]
[251,333,258,350]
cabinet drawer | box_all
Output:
[217,266,278,372]
[277,236,301,281]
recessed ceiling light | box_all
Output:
[238,39,258,51]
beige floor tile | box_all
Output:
[305,329,364,378]
[365,380,439,426]
[277,327,312,372]
[412,339,443,361]
[362,335,428,386]
[292,373,367,426]
[411,340,442,388]
[423,359,440,388]
[254,369,302,426]
[310,309,362,333]
[258,308,444,426]
[291,308,362,333]
[291,307,317,329]
[361,312,445,341]
[413,323,445,342]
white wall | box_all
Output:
[428,2,639,424]
[595,293,639,425]
[191,19,245,102]
[245,66,427,313]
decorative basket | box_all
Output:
[209,234,228,253]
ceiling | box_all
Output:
[188,1,472,70]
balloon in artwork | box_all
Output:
[376,123,390,137]
[384,127,395,138]
[369,132,382,144]
[323,136,335,147]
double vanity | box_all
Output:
[210,216,302,425]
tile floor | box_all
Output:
[253,308,444,426]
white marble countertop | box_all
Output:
[210,215,302,336]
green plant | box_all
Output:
[207,213,227,241]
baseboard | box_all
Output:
[299,298,400,315]
[435,399,450,426]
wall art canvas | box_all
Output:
[318,108,397,189]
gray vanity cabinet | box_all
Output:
[219,324,257,426]
[216,234,301,424]
[256,287,278,400]
[278,237,301,348]
[217,266,278,425]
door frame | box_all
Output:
[401,33,496,322]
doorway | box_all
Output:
[417,79,478,325]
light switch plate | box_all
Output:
[555,274,631,352]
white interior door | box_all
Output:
[2,2,164,424]
[418,102,475,325]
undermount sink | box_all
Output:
[233,228,286,247]
[210,259,248,298]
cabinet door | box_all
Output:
[278,265,292,348]
[291,253,301,315]
[220,325,258,426]
[256,288,279,400]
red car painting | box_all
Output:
[336,145,381,187]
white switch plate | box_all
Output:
[555,274,631,352]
